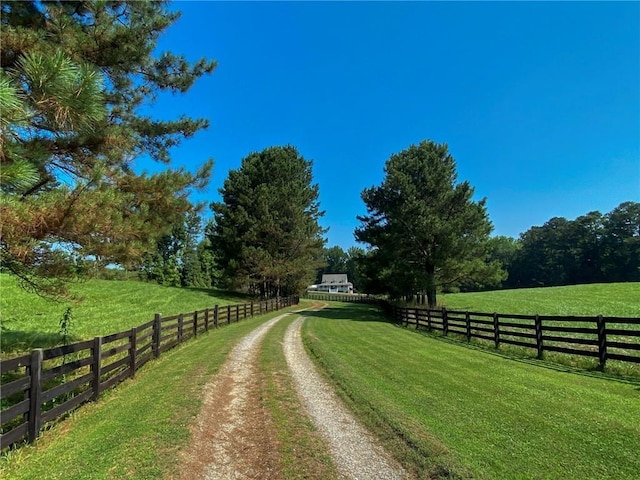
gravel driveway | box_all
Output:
[177,307,408,479]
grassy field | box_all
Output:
[439,282,640,316]
[303,302,640,480]
[0,274,247,355]
[0,310,290,480]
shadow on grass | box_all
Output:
[1,329,74,355]
[183,286,250,302]
[301,302,394,323]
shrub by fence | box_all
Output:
[304,292,640,367]
[0,296,298,450]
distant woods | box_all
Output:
[494,201,640,289]
[134,196,639,297]
[345,200,639,296]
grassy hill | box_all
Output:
[440,282,640,317]
[0,274,247,355]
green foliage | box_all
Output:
[303,303,640,479]
[0,1,215,298]
[344,247,363,290]
[58,306,73,346]
[315,246,349,283]
[355,140,502,305]
[210,145,326,297]
[313,245,368,292]
[140,211,210,288]
[507,202,640,288]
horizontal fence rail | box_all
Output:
[1,295,298,450]
[304,292,640,368]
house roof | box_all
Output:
[321,273,349,284]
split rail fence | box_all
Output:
[304,292,640,367]
[1,296,298,450]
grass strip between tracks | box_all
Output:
[258,311,339,479]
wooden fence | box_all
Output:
[304,292,640,367]
[305,292,381,304]
[0,296,298,450]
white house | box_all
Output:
[308,273,353,294]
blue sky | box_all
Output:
[143,1,639,250]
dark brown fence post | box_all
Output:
[443,308,449,335]
[427,309,432,331]
[597,315,607,369]
[244,304,247,319]
[465,311,471,341]
[227,305,231,325]
[236,305,239,322]
[193,311,198,337]
[534,314,543,359]
[178,314,184,343]
[153,313,162,358]
[214,305,219,328]
[92,336,103,401]
[27,348,43,443]
[414,308,419,329]
[251,302,254,317]
[204,308,210,332]
[493,313,500,349]
[130,327,137,378]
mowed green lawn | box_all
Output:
[440,282,640,316]
[0,274,247,355]
[303,303,640,480]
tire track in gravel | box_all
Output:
[283,316,409,480]
[178,313,290,480]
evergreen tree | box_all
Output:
[344,246,367,292]
[210,146,325,297]
[355,140,501,306]
[0,1,215,297]
[601,202,640,282]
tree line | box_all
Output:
[315,200,639,298]
[491,202,640,289]
[2,2,637,306]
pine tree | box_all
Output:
[0,1,215,297]
[355,140,502,306]
[210,146,325,297]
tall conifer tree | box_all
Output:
[210,146,325,297]
[355,140,502,306]
[0,1,215,296]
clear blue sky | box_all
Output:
[143,1,639,250]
